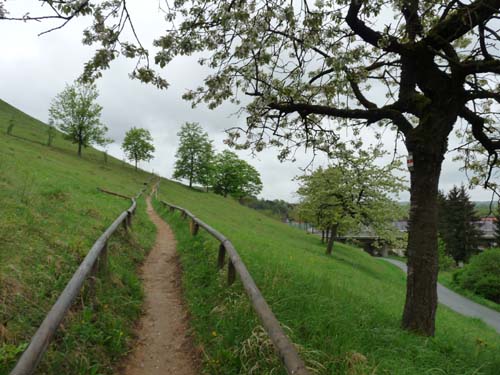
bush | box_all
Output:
[453,249,500,303]
[438,237,455,271]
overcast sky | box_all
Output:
[0,1,496,202]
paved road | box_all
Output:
[381,258,500,334]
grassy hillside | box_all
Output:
[154,180,500,374]
[0,99,156,374]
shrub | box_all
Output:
[438,237,455,271]
[453,249,500,303]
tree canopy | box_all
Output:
[122,127,155,171]
[48,82,108,157]
[8,0,500,336]
[173,122,214,188]
[212,150,263,199]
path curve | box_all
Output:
[381,258,500,333]
[117,196,199,375]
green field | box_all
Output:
[0,99,156,374]
[154,181,500,374]
[1,98,500,374]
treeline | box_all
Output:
[239,196,294,220]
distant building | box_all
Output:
[393,220,408,232]
[474,217,497,248]
[393,218,497,249]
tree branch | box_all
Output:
[426,0,500,48]
[460,107,500,153]
[346,73,377,109]
[466,90,500,103]
[346,0,403,53]
[267,101,413,135]
[460,58,500,74]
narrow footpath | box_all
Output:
[117,196,199,375]
[381,258,500,334]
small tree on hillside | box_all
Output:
[173,122,214,188]
[297,148,405,255]
[212,150,262,199]
[49,82,108,157]
[0,1,7,18]
[122,127,155,171]
[6,116,14,135]
[47,119,56,146]
[439,185,481,264]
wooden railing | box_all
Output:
[157,194,310,375]
[9,184,149,375]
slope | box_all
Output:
[154,179,500,374]
[0,99,156,374]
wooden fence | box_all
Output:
[9,184,149,375]
[157,194,310,375]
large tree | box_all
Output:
[173,122,214,188]
[297,148,405,255]
[122,127,155,171]
[49,82,108,157]
[212,150,263,199]
[6,0,500,336]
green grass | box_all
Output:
[154,180,500,375]
[0,99,156,374]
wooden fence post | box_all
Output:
[122,215,129,232]
[87,257,100,303]
[169,206,175,213]
[228,260,236,286]
[181,210,187,219]
[190,219,199,236]
[127,212,132,228]
[98,242,108,276]
[217,243,226,270]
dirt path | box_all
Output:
[117,196,199,375]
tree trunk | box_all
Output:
[135,159,138,171]
[325,224,338,255]
[402,131,446,336]
[77,142,82,157]
[189,176,192,188]
[321,230,325,243]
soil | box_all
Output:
[117,196,199,375]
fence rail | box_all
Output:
[9,184,150,375]
[158,195,310,375]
